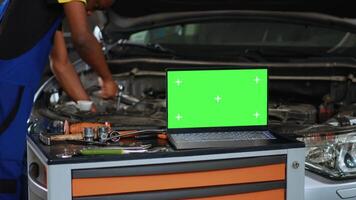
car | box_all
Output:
[29,0,356,199]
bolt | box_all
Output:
[292,161,300,169]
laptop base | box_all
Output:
[168,131,276,150]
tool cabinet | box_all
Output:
[27,134,304,200]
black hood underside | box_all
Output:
[112,0,355,18]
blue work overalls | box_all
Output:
[0,0,61,198]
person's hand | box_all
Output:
[98,77,118,99]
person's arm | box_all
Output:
[62,1,117,99]
[50,30,91,102]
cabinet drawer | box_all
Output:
[188,189,285,200]
[72,155,286,198]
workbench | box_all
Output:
[27,133,305,200]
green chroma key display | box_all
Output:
[167,68,268,129]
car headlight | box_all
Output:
[301,132,356,179]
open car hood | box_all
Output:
[106,0,356,34]
[112,0,354,18]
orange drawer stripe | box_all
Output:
[72,163,285,197]
[186,189,285,200]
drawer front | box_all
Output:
[72,155,286,198]
[188,189,285,200]
[73,182,285,200]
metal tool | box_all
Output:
[79,145,169,155]
[117,129,166,137]
[48,120,65,133]
[67,121,110,134]
[39,133,51,146]
[97,144,152,150]
[80,148,147,155]
[109,131,121,142]
[83,127,95,142]
[98,126,109,143]
[56,148,77,158]
[79,144,152,155]
[38,128,166,146]
[106,129,166,142]
[116,84,124,111]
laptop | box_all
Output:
[166,67,276,149]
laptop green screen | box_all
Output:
[167,68,268,129]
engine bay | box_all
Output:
[30,61,356,179]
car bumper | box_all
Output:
[305,171,356,200]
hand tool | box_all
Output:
[79,148,148,155]
[79,145,168,155]
[96,144,152,150]
[39,129,166,145]
[55,144,152,158]
[116,84,124,111]
[39,133,83,145]
[114,129,166,138]
[56,148,77,158]
[97,126,109,143]
[66,121,111,134]
[133,133,167,140]
[83,127,95,142]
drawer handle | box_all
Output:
[29,163,47,193]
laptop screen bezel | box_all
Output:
[166,66,269,134]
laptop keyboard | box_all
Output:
[169,131,276,149]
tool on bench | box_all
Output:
[39,124,167,145]
[97,126,109,143]
[65,121,111,134]
[80,148,146,155]
[108,129,167,141]
[83,127,95,142]
[79,145,168,155]
[39,133,83,145]
[56,144,153,158]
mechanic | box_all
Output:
[50,30,106,112]
[50,1,117,110]
[0,0,117,199]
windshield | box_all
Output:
[128,21,356,56]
